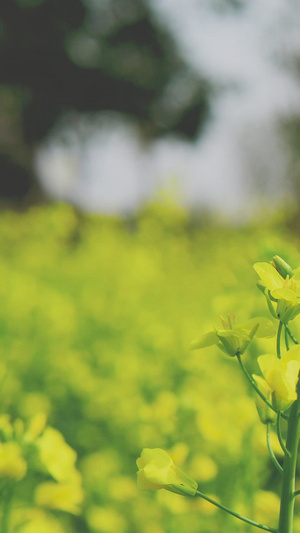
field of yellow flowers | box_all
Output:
[0,202,300,532]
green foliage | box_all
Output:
[0,203,300,532]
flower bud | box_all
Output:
[272,255,294,279]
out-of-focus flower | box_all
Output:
[254,259,300,322]
[0,441,27,480]
[87,505,127,533]
[12,509,65,533]
[136,448,197,496]
[0,415,13,440]
[253,346,300,411]
[36,427,78,483]
[34,480,83,515]
[191,314,275,357]
[24,413,47,444]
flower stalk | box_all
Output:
[195,490,277,533]
[278,373,300,533]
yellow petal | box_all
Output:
[258,354,282,383]
[253,262,284,290]
[271,288,297,303]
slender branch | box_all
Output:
[277,321,283,359]
[284,326,290,351]
[267,423,283,473]
[285,325,299,345]
[293,489,300,498]
[1,483,14,533]
[276,412,290,457]
[265,290,277,319]
[236,354,288,421]
[278,376,300,532]
[195,490,277,532]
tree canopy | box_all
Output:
[0,0,210,202]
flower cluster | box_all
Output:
[0,411,83,527]
[136,254,300,533]
[254,256,300,323]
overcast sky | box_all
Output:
[36,0,300,221]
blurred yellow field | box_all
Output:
[0,202,299,532]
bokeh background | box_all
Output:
[2,1,300,532]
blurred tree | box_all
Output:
[0,0,210,203]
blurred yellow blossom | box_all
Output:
[12,509,65,533]
[254,490,280,527]
[24,412,47,443]
[189,454,218,482]
[0,441,27,480]
[34,480,83,515]
[169,443,189,466]
[36,427,78,482]
[108,475,137,501]
[0,415,13,440]
[86,505,127,533]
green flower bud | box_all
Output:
[272,255,294,279]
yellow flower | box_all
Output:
[254,259,300,322]
[36,427,78,483]
[24,413,47,443]
[34,480,84,515]
[136,448,197,496]
[191,314,275,357]
[0,442,27,480]
[254,345,300,411]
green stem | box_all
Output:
[1,483,14,533]
[285,325,299,345]
[277,321,283,359]
[278,378,300,533]
[236,354,288,421]
[284,326,290,351]
[267,423,283,473]
[195,490,277,532]
[276,412,290,457]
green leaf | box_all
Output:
[190,330,218,350]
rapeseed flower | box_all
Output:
[136,448,197,496]
[36,427,78,483]
[253,346,300,411]
[24,413,47,444]
[35,480,83,514]
[254,258,300,323]
[0,442,27,480]
[191,314,275,357]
